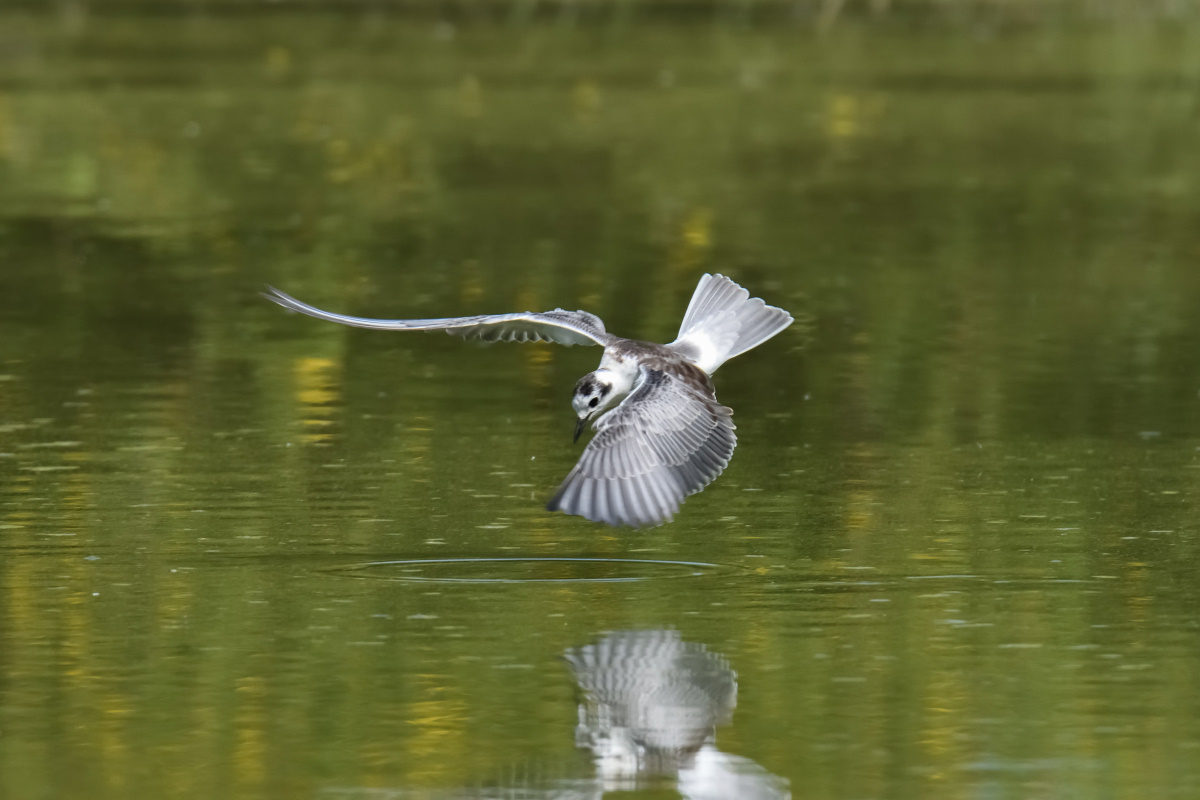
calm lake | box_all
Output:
[2,4,1199,798]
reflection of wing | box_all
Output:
[564,631,789,799]
[565,630,737,756]
[264,286,611,347]
[547,368,736,527]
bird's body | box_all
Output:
[264,273,793,527]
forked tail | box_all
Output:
[667,273,793,374]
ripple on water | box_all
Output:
[323,557,735,584]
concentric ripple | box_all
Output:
[324,557,731,584]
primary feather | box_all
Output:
[264,286,610,347]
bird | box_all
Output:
[263,273,793,527]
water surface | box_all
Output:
[2,5,1199,799]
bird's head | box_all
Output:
[570,370,617,442]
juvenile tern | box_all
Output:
[264,273,793,527]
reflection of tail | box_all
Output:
[668,274,794,374]
[679,743,793,800]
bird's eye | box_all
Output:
[589,398,599,408]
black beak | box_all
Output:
[573,417,587,444]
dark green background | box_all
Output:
[1,3,1199,798]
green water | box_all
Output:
[2,5,1200,798]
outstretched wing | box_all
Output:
[264,286,610,347]
[546,366,736,527]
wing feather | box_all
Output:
[264,286,610,347]
[546,367,737,528]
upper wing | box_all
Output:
[546,366,737,527]
[264,286,610,347]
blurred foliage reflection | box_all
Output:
[1,4,1199,799]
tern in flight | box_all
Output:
[264,274,793,527]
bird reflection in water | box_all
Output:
[564,629,790,799]
[322,630,787,800]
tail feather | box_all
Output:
[668,274,793,374]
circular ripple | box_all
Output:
[326,557,729,584]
